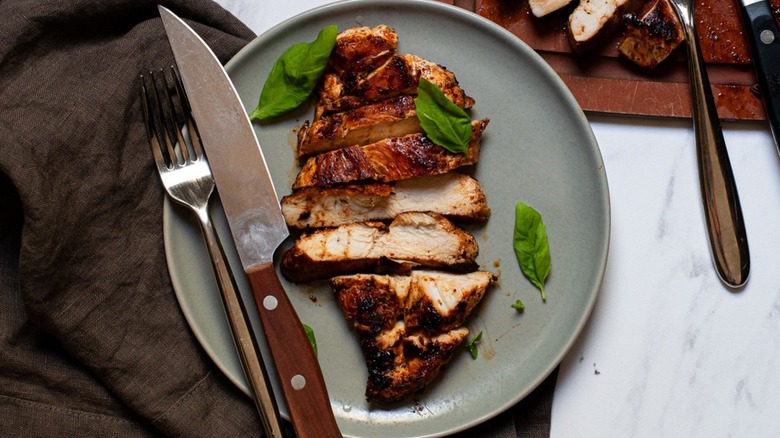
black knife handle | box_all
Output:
[743,1,780,152]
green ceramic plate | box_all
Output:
[164,1,609,436]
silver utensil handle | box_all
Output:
[674,1,750,287]
[194,206,285,437]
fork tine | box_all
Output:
[147,71,179,167]
[141,73,168,174]
[170,67,205,162]
[152,69,189,167]
[160,66,191,163]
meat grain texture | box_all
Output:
[281,172,490,229]
[331,271,495,403]
[568,0,646,52]
[280,25,497,403]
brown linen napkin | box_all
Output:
[0,0,264,436]
[0,0,556,436]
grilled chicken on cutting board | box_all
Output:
[618,0,684,68]
[524,0,685,68]
[529,0,575,17]
[281,172,490,229]
[568,0,646,52]
[280,212,479,283]
[332,270,495,402]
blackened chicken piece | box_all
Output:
[327,25,398,76]
[618,0,684,69]
[331,270,494,402]
[292,119,489,189]
[297,95,422,157]
[315,53,474,118]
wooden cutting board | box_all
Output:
[442,0,779,121]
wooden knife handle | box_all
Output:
[246,262,341,437]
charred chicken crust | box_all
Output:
[332,271,494,402]
[618,0,684,69]
[292,119,489,189]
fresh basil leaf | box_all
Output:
[303,323,317,357]
[414,77,472,154]
[250,25,338,121]
[513,201,551,301]
[465,331,482,360]
[511,299,525,311]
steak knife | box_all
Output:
[158,6,340,437]
[740,0,780,152]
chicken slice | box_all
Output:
[297,95,421,157]
[366,326,469,403]
[568,0,645,52]
[315,53,475,118]
[292,119,489,189]
[332,270,494,334]
[328,25,398,76]
[331,270,494,402]
[529,0,575,18]
[281,172,490,229]
[280,212,479,283]
[405,270,495,333]
[618,0,684,69]
[332,273,410,333]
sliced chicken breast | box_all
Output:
[568,0,645,52]
[331,270,494,402]
[281,172,490,229]
[332,274,411,333]
[328,25,398,76]
[365,326,469,403]
[618,0,684,69]
[292,119,489,189]
[280,212,479,283]
[315,53,475,118]
[529,0,575,17]
[297,95,422,157]
[405,270,495,333]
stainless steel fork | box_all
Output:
[670,0,750,288]
[141,68,284,437]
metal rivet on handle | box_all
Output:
[291,374,306,390]
[263,295,278,310]
[761,29,775,45]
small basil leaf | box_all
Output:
[414,77,472,154]
[513,201,551,301]
[250,25,338,121]
[303,323,317,357]
[465,331,482,359]
[511,299,525,311]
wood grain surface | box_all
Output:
[439,0,780,120]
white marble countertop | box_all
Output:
[215,1,780,436]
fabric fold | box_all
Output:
[0,1,263,435]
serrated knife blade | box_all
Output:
[158,6,340,437]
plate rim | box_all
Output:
[166,0,611,436]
